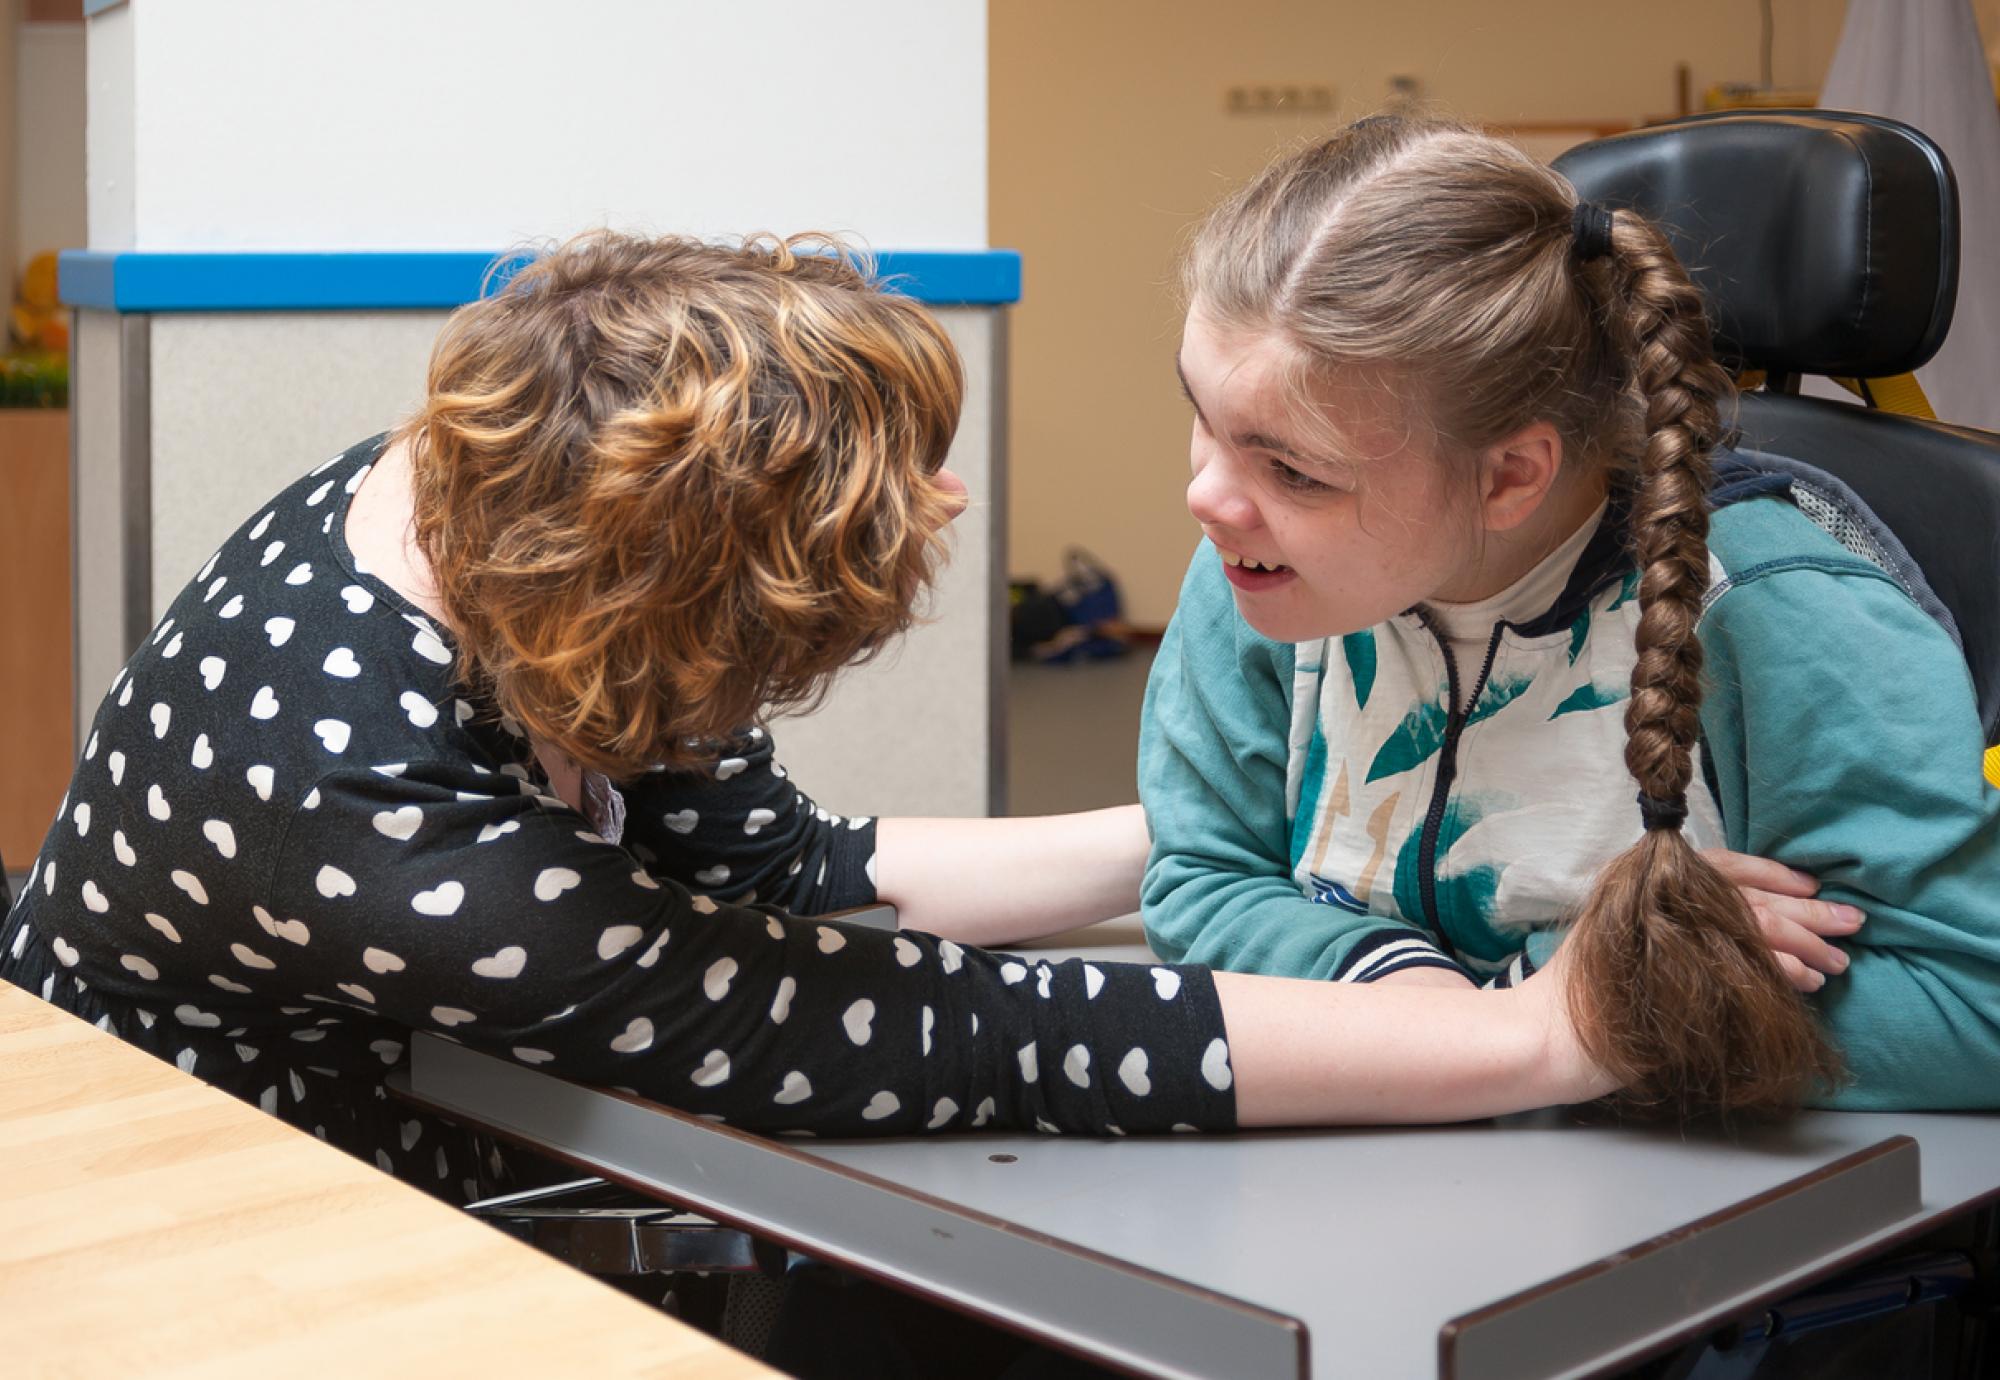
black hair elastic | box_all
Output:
[1637,791,1688,831]
[1571,201,1616,262]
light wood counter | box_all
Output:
[0,981,771,1378]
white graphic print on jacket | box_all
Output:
[1282,567,1725,980]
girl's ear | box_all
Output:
[1475,421,1565,533]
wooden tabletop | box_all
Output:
[0,982,770,1378]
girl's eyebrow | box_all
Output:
[1176,353,1314,463]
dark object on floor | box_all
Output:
[1010,549,1132,664]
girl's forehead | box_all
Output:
[1180,312,1422,466]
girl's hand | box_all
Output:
[1702,849,1865,993]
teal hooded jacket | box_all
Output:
[1140,467,2000,1111]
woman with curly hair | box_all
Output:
[1,230,1604,1203]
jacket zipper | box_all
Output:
[1412,613,1505,933]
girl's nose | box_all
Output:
[1186,451,1260,534]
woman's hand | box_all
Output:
[1703,849,1865,992]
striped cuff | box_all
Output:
[1335,928,1476,984]
[1482,949,1540,991]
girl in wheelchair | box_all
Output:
[1141,114,2000,1116]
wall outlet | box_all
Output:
[1225,84,1336,116]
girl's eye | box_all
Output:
[1267,456,1335,495]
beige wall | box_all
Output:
[993,0,1851,626]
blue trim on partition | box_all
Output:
[82,0,128,17]
[59,248,1022,312]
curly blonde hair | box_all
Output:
[405,230,965,778]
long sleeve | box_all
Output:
[1700,557,2000,1110]
[614,726,877,915]
[1140,544,1470,982]
[267,761,1237,1135]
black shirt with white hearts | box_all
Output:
[1,435,1236,1201]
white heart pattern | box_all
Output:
[743,808,776,836]
[81,879,109,913]
[284,561,313,586]
[1151,967,1183,1001]
[73,802,90,837]
[120,954,159,981]
[702,957,737,1001]
[264,616,295,647]
[430,1006,475,1028]
[1063,1044,1092,1088]
[663,809,698,834]
[411,881,464,916]
[260,539,285,567]
[927,1098,958,1130]
[688,1047,729,1083]
[362,946,406,974]
[313,719,350,753]
[399,692,438,728]
[611,1017,655,1054]
[322,647,361,679]
[150,703,172,739]
[175,1004,222,1028]
[145,913,181,943]
[694,864,730,887]
[190,734,214,770]
[113,830,137,867]
[892,936,922,968]
[249,511,275,540]
[774,1070,812,1105]
[336,982,376,1005]
[769,975,796,1024]
[341,584,375,613]
[315,865,357,899]
[596,925,642,961]
[815,926,846,955]
[512,1047,554,1065]
[715,757,748,780]
[169,870,209,905]
[230,942,276,971]
[202,819,237,858]
[475,820,519,843]
[246,764,275,800]
[860,1091,900,1122]
[249,686,280,720]
[411,629,451,665]
[254,907,310,945]
[1201,1037,1233,1092]
[199,656,226,691]
[51,936,80,966]
[533,867,581,902]
[218,595,244,619]
[471,946,526,979]
[372,806,423,841]
[939,940,964,974]
[842,998,875,1046]
[1084,964,1105,999]
[108,750,126,786]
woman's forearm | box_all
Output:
[874,805,1151,945]
[1216,969,1611,1125]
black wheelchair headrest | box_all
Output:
[1554,111,1960,379]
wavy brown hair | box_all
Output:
[405,230,964,778]
[1186,116,1842,1116]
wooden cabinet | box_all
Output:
[0,409,73,870]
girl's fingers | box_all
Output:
[1773,950,1822,994]
[1749,898,1854,977]
[1702,847,1818,898]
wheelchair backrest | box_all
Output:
[1556,111,2000,742]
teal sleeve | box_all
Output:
[1700,559,2000,1110]
[1139,543,1465,982]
